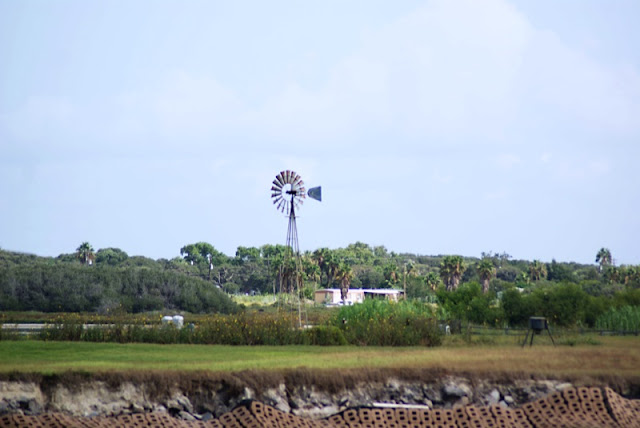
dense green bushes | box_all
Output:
[304,326,348,346]
[437,282,502,325]
[437,281,639,329]
[34,302,441,347]
[0,263,237,314]
[39,313,305,345]
[332,300,442,346]
[595,306,640,332]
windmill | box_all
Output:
[271,170,321,326]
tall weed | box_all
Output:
[595,306,640,332]
[333,300,441,346]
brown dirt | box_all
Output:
[3,368,640,399]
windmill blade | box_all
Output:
[277,171,286,186]
[272,179,283,189]
[290,183,303,195]
[285,170,292,183]
[271,185,282,193]
[308,186,322,202]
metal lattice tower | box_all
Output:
[270,170,321,328]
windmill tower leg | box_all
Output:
[283,200,306,328]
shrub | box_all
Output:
[501,288,535,327]
[529,283,588,326]
[38,313,306,345]
[595,306,640,332]
[612,289,640,308]
[437,282,503,326]
[333,300,441,347]
[305,326,347,346]
[29,307,443,347]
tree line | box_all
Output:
[1,242,638,325]
[0,246,236,314]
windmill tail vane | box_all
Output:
[307,186,321,202]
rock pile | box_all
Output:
[1,386,640,427]
[0,376,599,420]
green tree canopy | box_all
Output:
[235,246,261,264]
[95,248,129,266]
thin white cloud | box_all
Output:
[249,0,640,147]
[3,0,639,158]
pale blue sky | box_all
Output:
[1,0,639,265]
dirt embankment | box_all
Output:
[1,368,640,421]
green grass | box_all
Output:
[1,336,639,378]
[231,295,278,307]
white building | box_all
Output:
[314,288,403,305]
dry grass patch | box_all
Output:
[1,336,639,387]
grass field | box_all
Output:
[1,335,639,379]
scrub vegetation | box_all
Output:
[1,243,639,347]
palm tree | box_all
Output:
[625,266,640,287]
[604,265,621,284]
[619,266,633,286]
[596,248,612,272]
[403,260,416,300]
[528,260,547,282]
[424,272,441,291]
[383,262,400,286]
[439,256,465,291]
[76,242,95,266]
[312,248,333,287]
[335,263,354,303]
[279,255,300,294]
[477,258,496,294]
[302,254,321,284]
[326,255,340,287]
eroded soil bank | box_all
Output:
[2,368,640,421]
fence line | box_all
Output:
[465,324,640,337]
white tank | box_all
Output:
[172,315,184,328]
